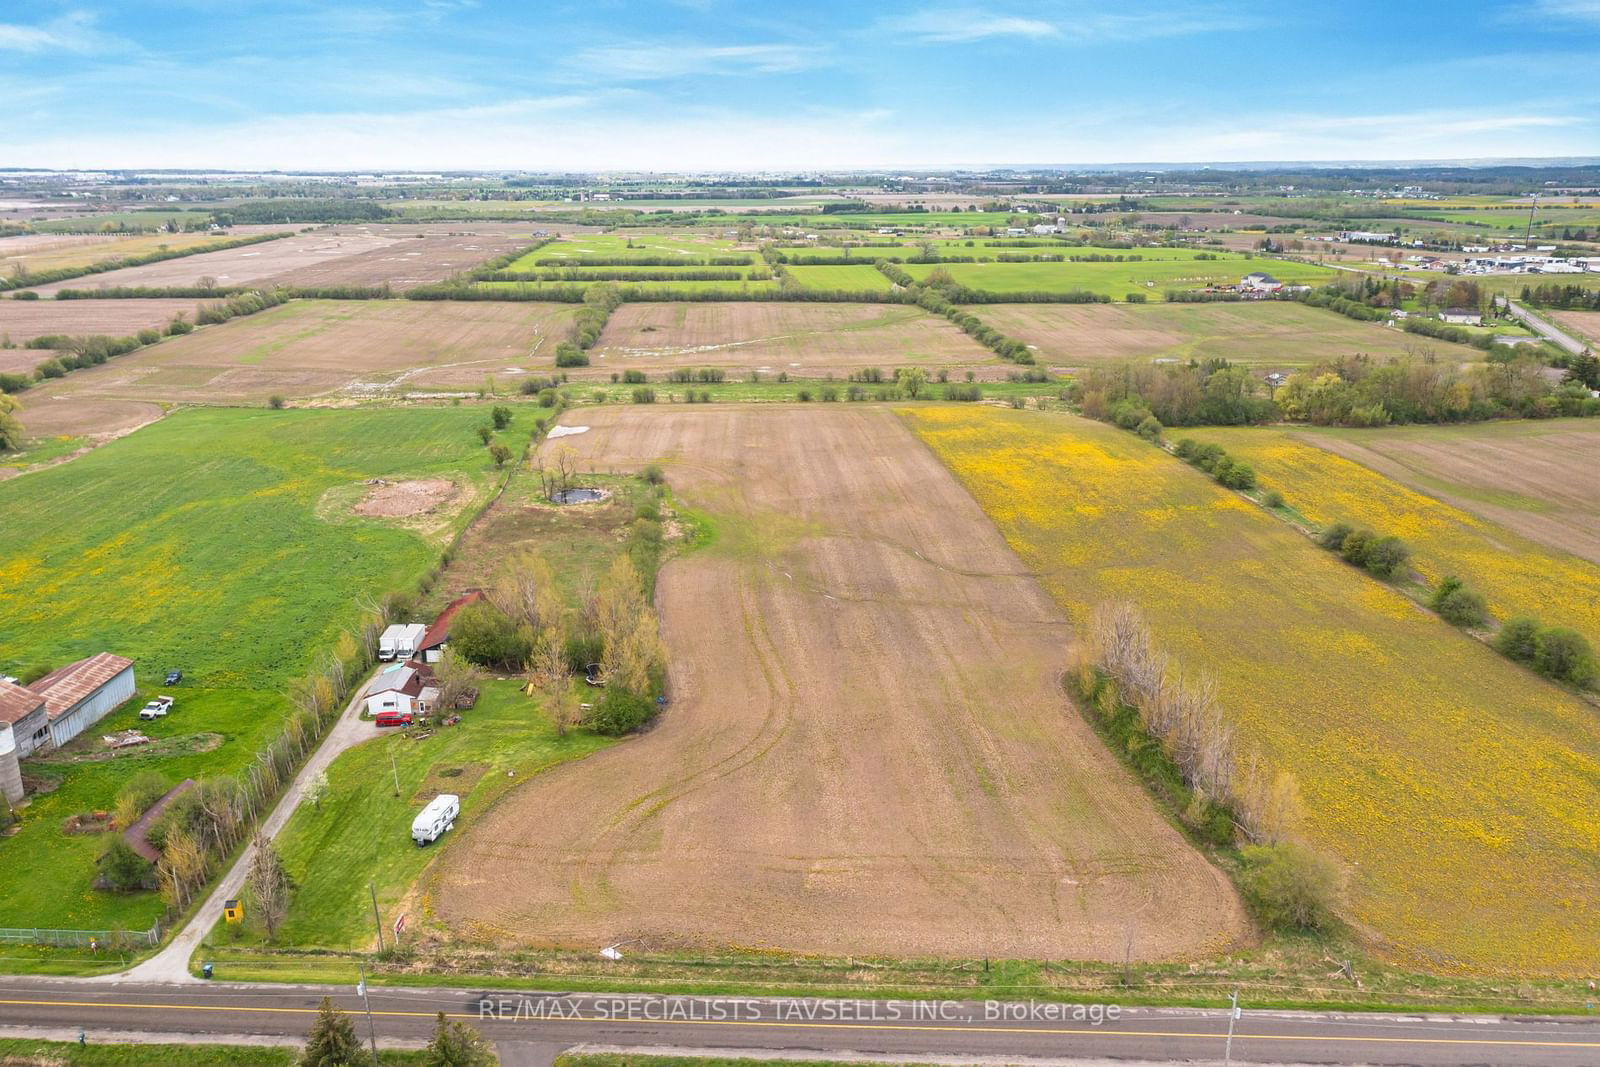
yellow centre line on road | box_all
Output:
[1,998,1599,1050]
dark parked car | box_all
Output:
[165,669,183,685]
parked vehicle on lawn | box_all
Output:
[138,696,174,720]
[164,669,183,685]
[374,710,413,728]
[412,793,460,846]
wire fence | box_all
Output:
[0,923,160,948]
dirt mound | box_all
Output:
[354,478,459,518]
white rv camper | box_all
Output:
[411,793,460,846]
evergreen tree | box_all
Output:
[299,997,370,1067]
[423,1011,496,1067]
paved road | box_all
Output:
[3,980,1599,1066]
[1505,299,1590,356]
[105,676,383,984]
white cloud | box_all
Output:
[1533,0,1600,22]
[575,42,826,79]
[0,11,122,54]
[886,10,1059,42]
[883,6,1257,44]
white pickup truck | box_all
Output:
[138,696,175,720]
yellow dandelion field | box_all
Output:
[904,406,1600,975]
[1183,426,1600,649]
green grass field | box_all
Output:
[905,407,1600,976]
[511,234,740,267]
[214,680,612,950]
[784,264,895,290]
[478,279,780,295]
[0,406,507,932]
[903,254,1334,299]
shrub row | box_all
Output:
[1174,437,1259,490]
[1316,522,1412,579]
[1495,618,1598,687]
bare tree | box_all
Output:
[247,832,290,941]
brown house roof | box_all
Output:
[418,590,485,652]
[28,653,135,720]
[0,679,46,726]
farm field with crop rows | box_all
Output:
[906,406,1600,974]
[586,302,997,378]
[977,301,1479,367]
[429,405,1247,960]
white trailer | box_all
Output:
[394,623,427,661]
[412,793,460,846]
[378,624,406,661]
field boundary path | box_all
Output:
[1505,299,1590,355]
[94,672,384,984]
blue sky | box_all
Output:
[3,1,1599,170]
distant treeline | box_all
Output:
[50,284,392,300]
[211,200,392,225]
[1074,353,1599,428]
[0,231,292,292]
[1519,284,1600,311]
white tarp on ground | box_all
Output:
[547,425,590,439]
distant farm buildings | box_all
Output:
[0,653,135,804]
[1439,308,1483,326]
[1240,272,1283,293]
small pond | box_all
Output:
[553,487,608,505]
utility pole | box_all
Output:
[358,963,379,1063]
[369,881,386,954]
[1223,988,1240,1066]
[389,747,401,798]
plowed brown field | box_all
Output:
[585,303,1003,379]
[0,298,203,343]
[429,406,1246,960]
[979,302,1475,368]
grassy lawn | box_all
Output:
[210,680,613,950]
[904,407,1600,975]
[0,406,508,932]
[0,433,85,471]
[903,254,1334,298]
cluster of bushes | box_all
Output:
[942,383,983,401]
[1273,353,1599,425]
[572,283,622,349]
[1164,289,1245,303]
[517,374,564,395]
[632,387,656,404]
[0,231,291,292]
[1495,618,1598,687]
[664,367,726,383]
[1429,575,1490,628]
[1174,437,1258,489]
[1316,522,1412,579]
[195,286,290,325]
[1077,360,1274,428]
